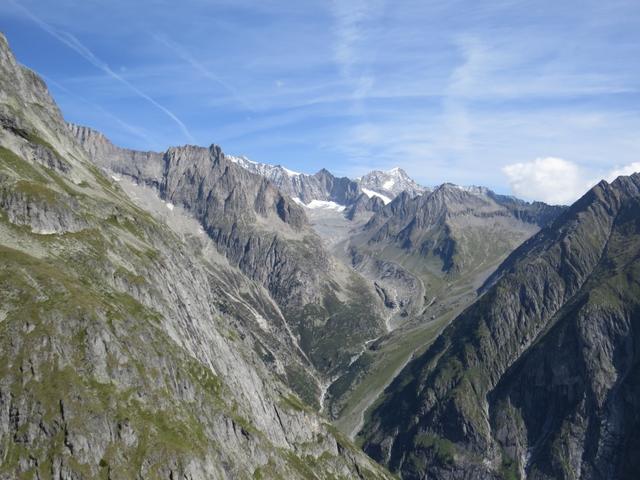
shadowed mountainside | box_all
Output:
[361,173,640,480]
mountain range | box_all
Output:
[225,154,424,207]
[360,173,640,480]
[1,31,639,480]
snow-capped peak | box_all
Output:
[282,166,300,177]
[228,152,426,210]
[382,178,396,190]
[226,154,300,178]
[227,155,259,168]
[357,166,426,199]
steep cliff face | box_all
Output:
[360,174,640,480]
[345,193,387,221]
[68,124,165,189]
[68,127,307,232]
[0,32,393,479]
[69,123,387,398]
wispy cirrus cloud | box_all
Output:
[152,34,254,112]
[41,73,157,147]
[329,0,385,103]
[9,0,195,143]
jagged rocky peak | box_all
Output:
[222,153,428,211]
[225,155,358,208]
[0,33,56,113]
[160,143,308,230]
[69,122,307,230]
[435,181,488,195]
[227,154,300,179]
[67,122,166,188]
[419,182,497,216]
[344,192,386,220]
[67,123,110,149]
[361,181,565,275]
[358,166,427,201]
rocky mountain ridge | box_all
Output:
[66,67,570,480]
[227,154,367,206]
[70,109,568,464]
[360,173,640,479]
[363,182,563,274]
[319,180,565,437]
[69,123,389,408]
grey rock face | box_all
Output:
[68,123,164,188]
[345,193,386,221]
[72,131,379,315]
[360,174,640,479]
[68,125,306,230]
[0,181,88,234]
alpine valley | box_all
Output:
[1,31,639,480]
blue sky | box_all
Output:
[1,0,639,202]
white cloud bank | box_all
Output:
[607,162,640,182]
[503,158,640,205]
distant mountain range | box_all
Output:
[226,154,426,209]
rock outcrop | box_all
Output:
[363,183,563,274]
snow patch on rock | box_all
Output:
[305,199,346,212]
[361,188,392,204]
